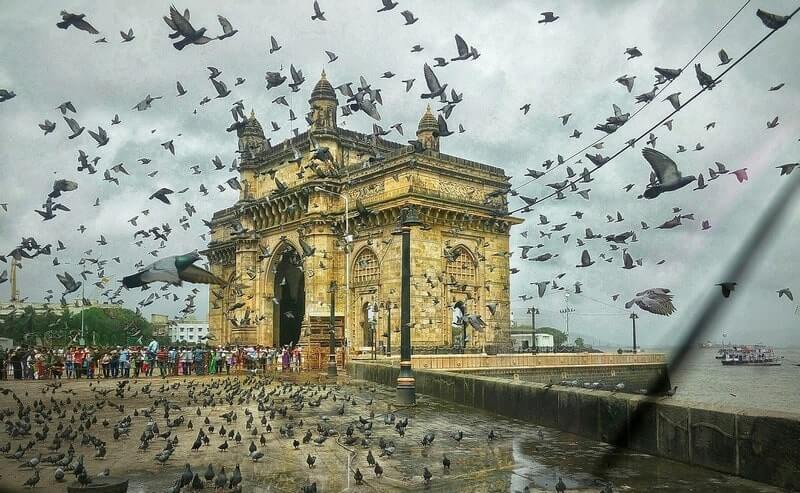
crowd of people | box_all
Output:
[0,342,304,380]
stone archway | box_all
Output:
[272,245,305,347]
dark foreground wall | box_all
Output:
[348,361,800,491]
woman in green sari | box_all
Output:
[209,349,217,375]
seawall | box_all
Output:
[348,360,800,491]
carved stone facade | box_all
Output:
[202,73,522,353]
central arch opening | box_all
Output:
[273,245,305,347]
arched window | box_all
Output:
[353,248,379,284]
[446,246,476,284]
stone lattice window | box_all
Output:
[353,249,379,284]
[446,246,476,283]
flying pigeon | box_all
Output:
[56,11,99,34]
[122,251,223,288]
[538,12,559,23]
[163,5,215,50]
[311,1,326,21]
[640,148,696,198]
[717,282,736,298]
[625,288,676,316]
[216,15,238,40]
[56,272,82,295]
[421,63,447,99]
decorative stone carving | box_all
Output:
[349,182,385,201]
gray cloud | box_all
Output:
[0,1,798,347]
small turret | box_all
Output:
[238,110,266,156]
[416,105,439,151]
[309,70,338,133]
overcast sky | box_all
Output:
[0,1,798,348]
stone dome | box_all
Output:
[240,110,265,140]
[417,105,438,135]
[309,70,337,103]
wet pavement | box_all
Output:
[0,374,783,492]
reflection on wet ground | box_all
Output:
[0,376,781,492]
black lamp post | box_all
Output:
[393,205,422,405]
[327,281,338,378]
[630,312,639,354]
[528,306,539,353]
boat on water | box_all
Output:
[720,344,782,366]
[698,340,714,349]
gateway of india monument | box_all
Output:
[203,71,522,363]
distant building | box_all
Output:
[150,314,169,337]
[510,333,555,352]
[167,317,210,344]
[0,337,14,350]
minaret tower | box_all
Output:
[308,70,338,135]
[416,105,440,151]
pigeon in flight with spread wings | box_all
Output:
[163,5,214,50]
[420,63,447,99]
[625,288,676,316]
[640,148,696,198]
[122,251,223,288]
[56,11,99,34]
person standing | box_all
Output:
[64,347,74,379]
[25,349,35,379]
[130,349,139,378]
[100,351,111,378]
[217,347,227,374]
[157,347,168,376]
[181,347,192,375]
[145,347,154,377]
[73,347,84,379]
[0,346,7,380]
[167,347,177,376]
[119,347,129,378]
[281,346,290,372]
[193,346,204,376]
[209,349,217,375]
[227,348,235,375]
[110,349,119,378]
[84,349,94,379]
[147,339,159,356]
[34,350,45,380]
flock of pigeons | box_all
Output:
[0,5,798,338]
[0,373,555,492]
[504,7,798,321]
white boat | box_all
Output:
[720,344,781,366]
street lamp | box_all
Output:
[392,205,423,405]
[327,281,338,377]
[630,312,639,354]
[314,186,352,349]
[559,306,575,350]
[527,306,539,353]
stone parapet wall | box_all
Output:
[361,352,666,370]
[348,361,800,491]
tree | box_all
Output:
[574,337,585,349]
[0,306,71,346]
[66,307,154,346]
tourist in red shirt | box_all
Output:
[157,348,168,376]
[73,348,85,379]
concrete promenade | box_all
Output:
[349,359,800,491]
